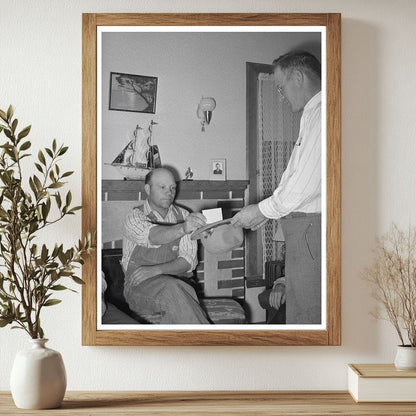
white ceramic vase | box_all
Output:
[10,338,67,409]
[394,345,416,371]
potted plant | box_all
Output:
[363,223,416,370]
[0,105,94,408]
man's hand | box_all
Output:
[149,213,206,245]
[182,213,207,234]
[130,265,161,285]
[231,204,268,230]
[269,282,286,310]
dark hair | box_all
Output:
[273,50,321,81]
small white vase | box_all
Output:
[10,338,67,409]
[394,345,416,371]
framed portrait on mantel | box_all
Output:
[209,159,226,181]
[82,13,341,346]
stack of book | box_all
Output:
[348,364,416,402]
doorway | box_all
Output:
[245,62,301,287]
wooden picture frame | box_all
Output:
[82,13,341,346]
[108,71,157,114]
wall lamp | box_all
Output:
[197,96,216,132]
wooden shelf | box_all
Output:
[1,391,416,415]
[102,179,249,201]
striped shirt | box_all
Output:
[259,91,321,219]
[121,200,197,273]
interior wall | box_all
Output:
[1,0,416,391]
[101,31,320,180]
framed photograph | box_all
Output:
[82,13,341,346]
[210,159,226,181]
[109,72,157,113]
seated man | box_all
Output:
[121,167,210,324]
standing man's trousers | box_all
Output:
[280,213,321,324]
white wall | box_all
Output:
[101,31,320,180]
[1,0,416,391]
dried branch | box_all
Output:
[363,223,416,346]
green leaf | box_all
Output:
[50,285,68,291]
[69,206,82,213]
[0,317,13,327]
[43,299,62,307]
[17,125,31,140]
[0,109,7,121]
[58,146,68,156]
[65,191,72,207]
[71,276,85,285]
[45,148,53,158]
[61,171,74,178]
[48,182,64,189]
[38,150,46,165]
[58,250,67,264]
[3,128,12,140]
[41,244,48,262]
[55,192,62,208]
[33,175,43,192]
[34,162,43,173]
[29,177,37,197]
[19,140,31,151]
[51,244,61,258]
[38,325,44,339]
[52,139,57,152]
[41,202,50,221]
[59,271,73,277]
[11,118,18,133]
[6,105,14,122]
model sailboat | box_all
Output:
[109,120,161,180]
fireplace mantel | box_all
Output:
[102,179,249,201]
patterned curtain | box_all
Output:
[257,73,301,269]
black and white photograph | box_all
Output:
[82,13,341,346]
[100,28,323,328]
[210,159,226,180]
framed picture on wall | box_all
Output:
[209,159,226,181]
[82,13,341,347]
[109,72,157,113]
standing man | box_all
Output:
[231,51,322,324]
[122,167,210,324]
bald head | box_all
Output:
[144,168,177,217]
[145,168,175,186]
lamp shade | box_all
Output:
[199,97,216,111]
[197,96,216,131]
